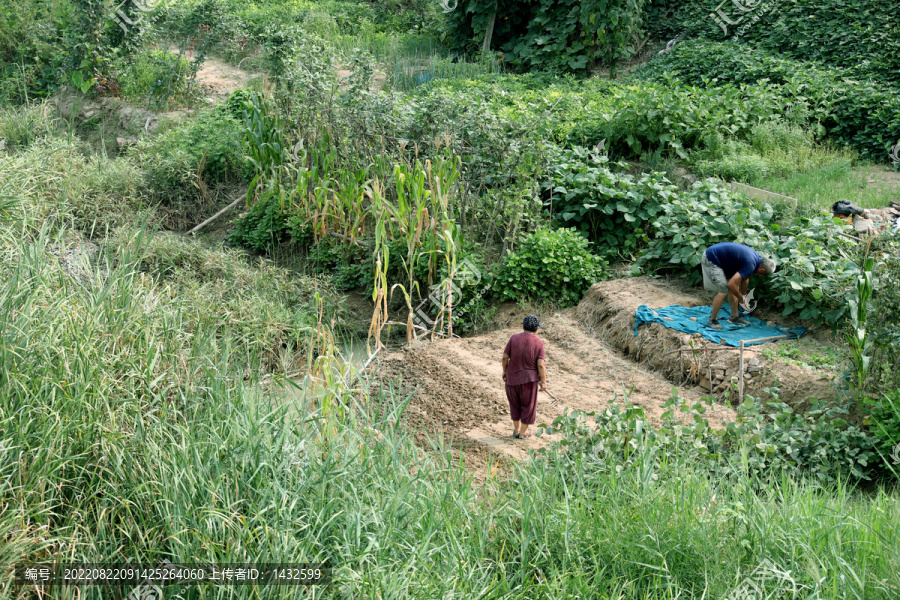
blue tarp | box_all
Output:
[634,305,804,347]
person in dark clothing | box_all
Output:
[701,242,777,330]
[501,315,548,440]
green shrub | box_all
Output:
[632,179,861,325]
[131,107,245,204]
[225,88,255,120]
[228,186,291,252]
[632,179,774,277]
[869,232,900,390]
[567,78,794,160]
[863,389,900,464]
[306,237,372,291]
[116,49,198,109]
[495,228,607,307]
[547,390,881,486]
[727,397,879,482]
[635,40,900,161]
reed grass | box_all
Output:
[389,54,504,92]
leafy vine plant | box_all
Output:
[445,0,646,73]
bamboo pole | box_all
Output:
[187,193,244,235]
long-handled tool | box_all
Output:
[543,388,563,407]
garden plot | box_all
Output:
[374,304,736,461]
[573,277,838,407]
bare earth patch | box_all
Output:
[193,56,260,99]
[574,277,838,408]
[374,304,736,467]
[370,276,842,473]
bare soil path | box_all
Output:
[375,306,737,467]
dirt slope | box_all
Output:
[375,307,737,463]
[574,277,838,407]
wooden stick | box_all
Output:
[704,340,712,391]
[738,341,745,403]
[838,231,863,243]
[187,193,244,235]
[661,335,795,357]
[741,334,796,344]
[543,389,563,406]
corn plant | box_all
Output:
[367,179,392,352]
[847,256,875,394]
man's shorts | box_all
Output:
[701,251,729,294]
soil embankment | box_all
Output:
[574,277,838,407]
[373,277,838,468]
[375,304,737,463]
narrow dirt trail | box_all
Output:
[376,308,737,463]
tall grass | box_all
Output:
[333,32,442,63]
[390,54,504,92]
[752,162,899,210]
[7,301,899,599]
[1,154,898,600]
[689,121,899,211]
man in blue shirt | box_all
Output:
[701,242,777,330]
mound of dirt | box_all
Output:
[373,308,736,463]
[573,277,838,407]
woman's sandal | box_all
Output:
[512,432,521,439]
[519,432,532,440]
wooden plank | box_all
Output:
[728,181,799,210]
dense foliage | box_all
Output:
[636,39,900,161]
[494,227,607,307]
[131,106,246,205]
[544,146,672,258]
[546,390,880,485]
[632,180,863,325]
[643,0,900,85]
[869,233,900,391]
[447,0,645,72]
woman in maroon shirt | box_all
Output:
[501,315,548,439]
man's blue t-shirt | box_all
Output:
[705,242,762,280]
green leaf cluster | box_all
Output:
[494,228,608,307]
[631,179,861,325]
[447,0,645,72]
[544,146,676,258]
[544,390,881,485]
